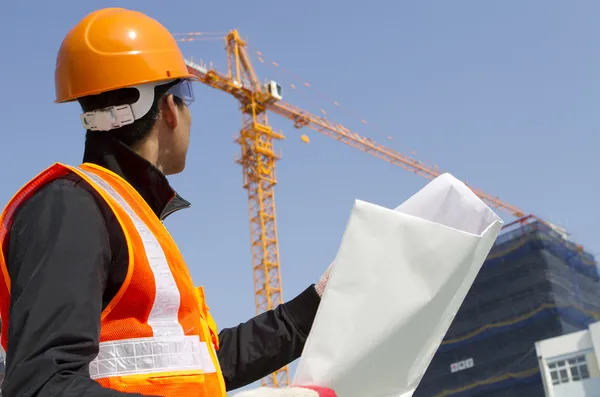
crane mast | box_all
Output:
[226,30,289,388]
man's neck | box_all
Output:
[133,137,162,173]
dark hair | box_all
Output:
[79,80,183,148]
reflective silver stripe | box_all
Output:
[89,336,216,379]
[79,168,184,337]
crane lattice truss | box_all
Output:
[182,29,526,388]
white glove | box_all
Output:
[315,262,333,297]
[233,386,337,397]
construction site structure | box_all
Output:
[414,215,600,397]
[177,30,559,387]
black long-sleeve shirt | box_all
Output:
[1,136,320,396]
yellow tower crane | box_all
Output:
[177,29,526,388]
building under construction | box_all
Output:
[414,215,600,397]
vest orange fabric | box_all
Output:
[0,163,227,397]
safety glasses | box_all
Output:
[166,79,195,106]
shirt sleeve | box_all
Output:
[217,285,321,391]
[2,178,148,397]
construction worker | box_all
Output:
[0,8,337,397]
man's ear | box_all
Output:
[160,94,179,130]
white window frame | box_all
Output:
[547,354,590,385]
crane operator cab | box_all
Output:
[264,81,283,101]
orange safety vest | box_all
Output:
[0,162,227,397]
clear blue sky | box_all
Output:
[1,0,599,390]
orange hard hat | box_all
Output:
[55,8,198,103]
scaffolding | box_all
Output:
[414,216,600,397]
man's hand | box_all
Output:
[233,386,337,397]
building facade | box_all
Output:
[414,216,600,397]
